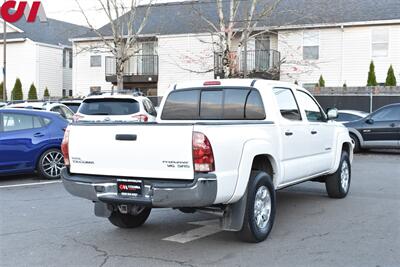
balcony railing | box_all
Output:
[105,55,159,76]
[214,49,281,80]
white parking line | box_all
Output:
[163,219,222,244]
[0,180,62,189]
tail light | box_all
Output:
[193,132,215,173]
[73,114,85,122]
[61,127,70,167]
[132,114,149,122]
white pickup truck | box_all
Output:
[61,79,353,243]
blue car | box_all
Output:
[0,109,68,179]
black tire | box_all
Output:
[350,133,361,153]
[237,171,276,243]
[108,208,151,228]
[37,148,64,180]
[325,151,351,199]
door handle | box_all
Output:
[33,133,44,138]
[311,131,318,135]
[285,131,293,136]
[116,134,137,141]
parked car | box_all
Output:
[60,100,83,113]
[74,93,157,122]
[0,102,7,108]
[0,109,68,179]
[61,79,353,243]
[344,103,400,152]
[8,102,75,122]
[335,110,369,123]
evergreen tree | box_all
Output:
[44,87,50,99]
[28,83,38,100]
[11,78,23,100]
[385,65,397,86]
[0,82,5,101]
[343,82,347,88]
[367,61,378,86]
[318,75,325,87]
[294,80,299,85]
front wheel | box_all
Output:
[108,207,151,228]
[37,148,64,180]
[237,171,276,243]
[325,151,351,199]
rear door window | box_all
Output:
[161,88,266,120]
[2,113,43,132]
[79,98,141,115]
[273,88,302,121]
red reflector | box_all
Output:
[61,127,70,166]
[203,81,221,86]
[132,114,149,122]
[193,132,215,173]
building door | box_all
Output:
[255,36,270,71]
[141,42,155,75]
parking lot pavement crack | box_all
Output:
[110,254,196,267]
[72,238,110,267]
[300,232,330,242]
[71,238,196,267]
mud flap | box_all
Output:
[94,202,112,218]
[220,190,247,231]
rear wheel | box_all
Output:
[237,171,276,243]
[325,151,351,199]
[108,207,151,228]
[37,148,64,180]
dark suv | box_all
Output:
[344,103,400,152]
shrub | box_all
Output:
[294,80,299,85]
[11,78,23,100]
[385,65,397,86]
[367,61,378,86]
[44,87,50,99]
[28,83,38,100]
[343,82,347,88]
[318,75,325,87]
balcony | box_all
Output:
[214,50,281,80]
[105,55,158,85]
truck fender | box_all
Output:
[329,132,354,175]
[227,139,280,204]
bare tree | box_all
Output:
[75,0,152,90]
[193,0,282,78]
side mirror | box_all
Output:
[366,118,374,124]
[327,108,338,120]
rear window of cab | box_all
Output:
[161,88,266,120]
[78,98,140,116]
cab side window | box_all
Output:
[297,91,326,122]
[273,88,301,121]
[2,113,43,132]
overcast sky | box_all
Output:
[38,0,186,28]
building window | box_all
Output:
[63,49,73,68]
[303,31,319,60]
[69,50,73,68]
[69,90,73,97]
[372,29,389,57]
[90,55,102,67]
[62,89,66,97]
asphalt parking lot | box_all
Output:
[1,152,399,267]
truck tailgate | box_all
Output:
[68,124,195,180]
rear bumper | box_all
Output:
[61,168,217,208]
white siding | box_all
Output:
[73,42,113,97]
[0,40,37,99]
[157,34,214,96]
[278,25,400,86]
[36,44,64,98]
